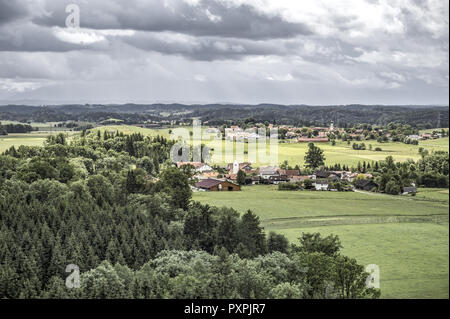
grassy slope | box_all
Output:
[278,223,449,299]
[2,124,448,167]
[0,131,79,153]
[96,125,448,167]
[193,186,449,298]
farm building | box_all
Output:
[315,180,329,191]
[354,179,378,191]
[259,166,280,179]
[176,162,213,173]
[228,161,254,174]
[251,176,261,185]
[313,170,332,179]
[194,178,241,191]
[269,175,288,184]
[280,169,300,179]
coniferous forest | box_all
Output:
[0,131,379,299]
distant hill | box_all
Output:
[0,103,448,128]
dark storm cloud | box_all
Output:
[32,0,312,40]
[0,22,99,52]
[0,0,28,25]
[122,32,289,61]
[0,0,447,105]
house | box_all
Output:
[354,179,378,191]
[177,162,213,173]
[313,170,332,179]
[315,180,329,191]
[251,176,261,185]
[259,166,280,179]
[194,178,241,191]
[269,175,288,184]
[403,186,418,195]
[225,173,238,182]
[284,169,300,179]
[228,161,253,174]
[407,135,421,140]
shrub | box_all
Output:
[278,183,301,191]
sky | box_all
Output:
[0,0,448,105]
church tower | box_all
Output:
[233,160,239,174]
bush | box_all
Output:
[385,180,401,195]
[278,182,301,191]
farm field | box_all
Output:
[0,120,86,131]
[96,125,449,167]
[0,132,78,153]
[193,186,449,298]
[3,124,448,168]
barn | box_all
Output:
[194,178,241,191]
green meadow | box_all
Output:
[3,124,448,168]
[193,186,449,299]
[95,125,449,167]
[0,131,78,153]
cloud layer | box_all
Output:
[0,0,448,104]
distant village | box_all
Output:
[200,122,448,144]
[176,160,418,195]
[169,122,447,195]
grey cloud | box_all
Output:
[122,32,290,61]
[32,0,312,40]
[0,0,447,105]
[0,22,89,52]
[0,0,28,25]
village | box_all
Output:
[176,159,418,195]
[201,122,448,145]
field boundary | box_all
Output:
[263,213,449,229]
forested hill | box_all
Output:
[0,104,448,127]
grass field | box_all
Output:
[96,125,449,167]
[3,124,448,167]
[0,131,78,153]
[193,186,449,298]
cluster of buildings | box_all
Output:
[176,160,377,192]
[223,126,265,141]
[407,132,444,141]
[283,122,338,143]
[206,122,339,143]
